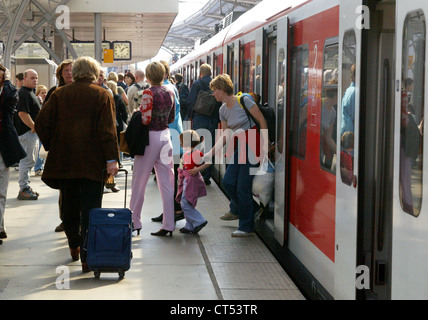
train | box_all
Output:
[170,0,427,300]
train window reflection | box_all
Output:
[320,42,338,173]
[289,45,309,158]
[399,10,425,217]
[340,30,356,185]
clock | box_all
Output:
[113,41,132,60]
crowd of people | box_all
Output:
[0,58,269,270]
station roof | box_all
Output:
[0,0,178,67]
[162,0,262,57]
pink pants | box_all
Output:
[130,129,175,231]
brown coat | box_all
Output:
[35,79,119,189]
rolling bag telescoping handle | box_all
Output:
[101,168,128,208]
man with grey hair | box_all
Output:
[15,69,41,200]
[126,69,149,114]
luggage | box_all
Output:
[84,169,132,279]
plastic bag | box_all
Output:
[252,156,275,207]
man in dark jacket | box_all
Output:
[0,65,27,243]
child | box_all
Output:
[175,130,209,234]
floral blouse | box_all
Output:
[139,86,175,131]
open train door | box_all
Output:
[334,0,363,300]
[391,0,428,300]
[274,15,289,246]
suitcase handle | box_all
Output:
[102,168,128,208]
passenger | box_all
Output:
[34,84,48,177]
[124,71,136,89]
[202,74,268,237]
[34,56,120,271]
[126,69,150,114]
[176,130,208,234]
[97,70,119,193]
[340,64,356,135]
[15,73,24,89]
[43,59,74,233]
[129,61,175,237]
[106,80,128,164]
[174,73,189,122]
[187,63,220,185]
[117,72,128,92]
[320,79,338,168]
[151,61,184,222]
[15,69,41,201]
[340,131,354,185]
[0,65,27,244]
[108,71,129,107]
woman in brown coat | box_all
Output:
[35,56,119,271]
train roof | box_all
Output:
[171,0,309,71]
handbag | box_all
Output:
[252,155,275,207]
[119,130,130,154]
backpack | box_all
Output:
[237,92,276,143]
[133,83,150,107]
[192,81,219,117]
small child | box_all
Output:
[175,130,209,234]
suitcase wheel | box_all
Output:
[118,270,125,280]
[94,270,101,279]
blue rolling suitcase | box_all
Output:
[85,169,132,279]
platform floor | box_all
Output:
[0,159,305,300]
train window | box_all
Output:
[289,45,309,158]
[399,10,425,217]
[320,42,339,173]
[340,30,356,186]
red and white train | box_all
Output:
[171,0,427,300]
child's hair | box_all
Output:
[341,131,354,149]
[180,130,201,149]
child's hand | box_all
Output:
[188,167,200,176]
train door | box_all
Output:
[274,16,288,245]
[335,0,362,300]
[392,0,428,300]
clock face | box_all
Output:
[113,42,131,60]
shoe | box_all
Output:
[175,212,184,221]
[35,169,43,176]
[0,239,2,245]
[132,228,141,236]
[220,211,238,220]
[179,227,192,234]
[70,248,80,261]
[81,262,90,273]
[17,187,38,200]
[204,178,211,185]
[231,230,254,237]
[193,221,208,234]
[109,186,120,192]
[55,223,64,232]
[151,213,163,222]
[151,229,173,237]
[0,231,7,239]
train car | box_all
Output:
[171,0,428,300]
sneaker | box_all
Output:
[35,169,43,176]
[231,230,254,237]
[17,187,38,200]
[220,211,239,220]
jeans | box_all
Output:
[180,178,206,231]
[222,147,257,232]
[34,140,45,172]
[18,131,39,191]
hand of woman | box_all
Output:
[188,167,200,176]
[107,160,119,176]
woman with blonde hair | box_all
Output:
[108,71,129,106]
[129,61,176,237]
[35,56,119,271]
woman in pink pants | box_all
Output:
[130,61,175,237]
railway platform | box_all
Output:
[0,158,305,301]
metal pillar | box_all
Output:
[94,13,102,63]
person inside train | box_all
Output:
[195,74,269,237]
[186,63,220,185]
[320,79,338,169]
[175,129,208,234]
[340,131,354,186]
[340,64,356,136]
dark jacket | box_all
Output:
[187,75,212,118]
[0,80,26,167]
[124,111,149,158]
[35,79,119,189]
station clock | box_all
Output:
[113,41,132,60]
